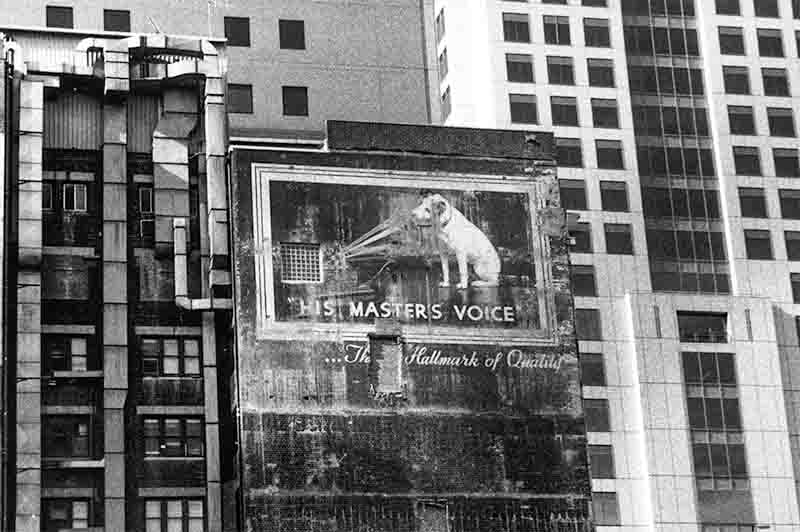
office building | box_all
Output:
[433,0,800,530]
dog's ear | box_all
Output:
[432,197,448,217]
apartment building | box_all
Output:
[434,0,800,530]
[0,0,439,140]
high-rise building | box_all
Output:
[434,0,800,530]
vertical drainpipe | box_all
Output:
[15,78,43,532]
[0,44,8,532]
[102,41,131,532]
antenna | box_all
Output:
[146,16,162,34]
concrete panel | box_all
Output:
[17,303,41,333]
[105,453,125,498]
[17,333,41,362]
[18,189,42,222]
[104,409,126,453]
[15,421,41,449]
[104,345,128,390]
[102,185,127,222]
[206,156,227,210]
[19,80,43,110]
[103,262,127,303]
[205,423,220,482]
[204,367,218,423]
[103,144,127,184]
[18,107,43,134]
[105,498,125,532]
[17,394,41,423]
[164,89,199,114]
[103,104,127,144]
[153,137,190,165]
[104,389,127,410]
[102,222,127,262]
[18,135,43,165]
[204,103,227,156]
[207,482,222,532]
[103,304,128,346]
[154,162,190,190]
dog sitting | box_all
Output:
[411,193,501,289]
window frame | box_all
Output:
[278,19,306,50]
[224,16,251,47]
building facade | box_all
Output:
[1,30,232,532]
[229,121,593,532]
[434,0,800,530]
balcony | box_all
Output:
[139,377,203,406]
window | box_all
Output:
[547,56,574,85]
[583,0,607,5]
[42,182,53,210]
[543,15,570,45]
[755,0,779,17]
[584,18,610,47]
[509,94,537,124]
[716,0,740,14]
[46,5,73,28]
[555,137,582,167]
[744,229,773,259]
[572,265,597,296]
[793,273,800,302]
[438,49,448,79]
[279,19,306,50]
[733,146,761,176]
[559,179,587,210]
[139,186,154,214]
[227,84,253,114]
[104,9,130,32]
[282,86,309,116]
[728,106,755,135]
[723,66,750,94]
[780,189,800,218]
[44,416,91,458]
[63,183,87,212]
[576,308,602,340]
[441,87,451,120]
[584,398,610,431]
[571,223,593,253]
[143,417,204,457]
[701,527,756,532]
[588,445,615,478]
[591,99,619,128]
[763,68,789,96]
[44,336,90,373]
[506,53,533,83]
[605,223,634,254]
[580,353,605,386]
[600,181,629,212]
[435,9,445,44]
[768,107,796,137]
[44,500,90,531]
[551,96,578,126]
[774,149,800,177]
[145,499,204,532]
[719,27,745,55]
[758,28,783,57]
[224,17,251,47]
[140,337,201,377]
[592,493,620,526]
[587,58,614,87]
[503,13,530,43]
[596,140,624,169]
[677,311,728,343]
[785,231,800,260]
[279,242,323,283]
[738,188,767,218]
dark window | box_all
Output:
[716,0,740,14]
[587,58,614,87]
[103,9,130,32]
[774,149,799,177]
[600,181,629,212]
[279,20,306,50]
[547,56,575,85]
[584,18,610,47]
[583,398,610,431]
[145,499,204,532]
[583,0,607,5]
[763,68,790,96]
[768,107,796,137]
[509,94,537,124]
[744,229,773,259]
[435,9,445,44]
[555,137,583,167]
[780,189,800,218]
[795,0,800,18]
[143,417,204,457]
[605,224,634,254]
[758,28,783,57]
[44,416,91,458]
[503,13,531,42]
[140,337,201,377]
[596,140,624,169]
[755,0,779,17]
[551,96,579,126]
[224,17,251,47]
[506,53,533,83]
[559,179,587,210]
[592,99,619,128]
[227,84,253,114]
[63,183,87,212]
[733,146,761,175]
[719,27,745,55]
[677,311,728,343]
[44,500,91,530]
[572,265,597,296]
[571,222,593,252]
[441,87,451,120]
[793,273,800,302]
[592,493,620,526]
[282,86,309,116]
[728,106,755,135]
[544,15,570,45]
[579,353,605,386]
[588,445,615,478]
[723,66,750,94]
[439,49,448,79]
[46,5,73,28]
[785,231,800,260]
[738,187,767,218]
[44,335,90,373]
[42,182,53,210]
[576,308,602,340]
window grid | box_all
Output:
[280,242,323,283]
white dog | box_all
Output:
[411,194,501,289]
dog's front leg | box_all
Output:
[439,253,450,287]
[456,253,469,289]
